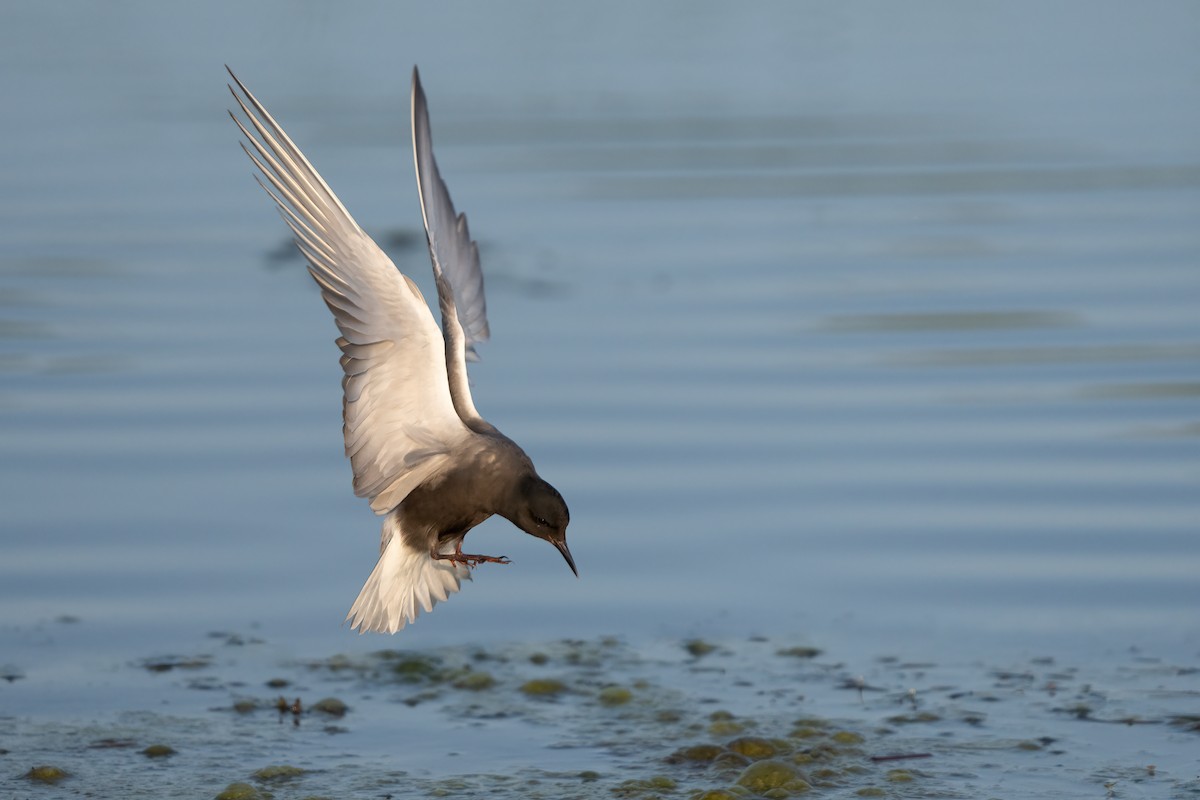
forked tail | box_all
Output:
[345,523,470,634]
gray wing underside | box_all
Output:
[227,68,466,514]
[411,67,493,431]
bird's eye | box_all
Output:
[534,516,551,528]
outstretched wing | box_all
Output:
[228,68,467,514]
[411,67,493,432]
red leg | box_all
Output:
[432,542,511,568]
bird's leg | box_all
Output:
[432,539,511,568]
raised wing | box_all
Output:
[411,67,493,431]
[227,68,467,514]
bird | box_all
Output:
[227,66,574,634]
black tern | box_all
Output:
[228,67,574,633]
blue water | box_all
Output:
[1,2,1198,795]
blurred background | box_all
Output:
[1,1,1197,672]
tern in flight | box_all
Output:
[228,67,574,633]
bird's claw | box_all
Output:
[434,551,511,568]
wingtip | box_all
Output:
[411,66,427,111]
[225,65,252,102]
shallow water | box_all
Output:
[2,2,1199,797]
[4,629,1199,798]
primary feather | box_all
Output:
[227,68,469,516]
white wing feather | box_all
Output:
[411,68,492,430]
[227,68,468,515]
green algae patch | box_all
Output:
[788,726,824,739]
[791,717,830,729]
[26,765,68,784]
[613,775,677,796]
[709,751,752,773]
[311,697,347,716]
[885,769,915,783]
[520,678,567,696]
[667,743,726,764]
[830,731,863,745]
[727,736,782,760]
[598,685,633,706]
[685,639,718,658]
[254,765,306,782]
[736,759,811,794]
[791,741,844,764]
[313,653,355,672]
[855,788,886,797]
[452,669,496,691]
[215,783,270,800]
[885,711,940,725]
[776,646,822,659]
[709,710,747,736]
[788,717,833,739]
[233,699,258,714]
[808,766,844,782]
[710,719,746,735]
[142,744,176,758]
[142,654,212,672]
[691,791,743,800]
[387,652,444,683]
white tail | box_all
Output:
[345,518,470,634]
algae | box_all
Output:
[389,652,444,682]
[710,718,746,736]
[690,791,742,800]
[311,697,347,716]
[26,765,68,784]
[667,743,726,763]
[709,751,753,773]
[253,764,306,781]
[885,711,940,725]
[142,654,212,672]
[143,744,177,758]
[598,685,633,706]
[736,759,811,794]
[215,782,271,800]
[727,736,781,760]
[6,632,1196,798]
[776,647,822,659]
[520,678,567,696]
[614,775,678,796]
[453,669,496,691]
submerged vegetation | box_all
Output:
[1,633,1196,798]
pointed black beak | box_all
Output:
[554,539,578,577]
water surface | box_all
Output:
[1,2,1198,796]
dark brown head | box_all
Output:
[505,474,575,576]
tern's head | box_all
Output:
[506,474,575,576]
